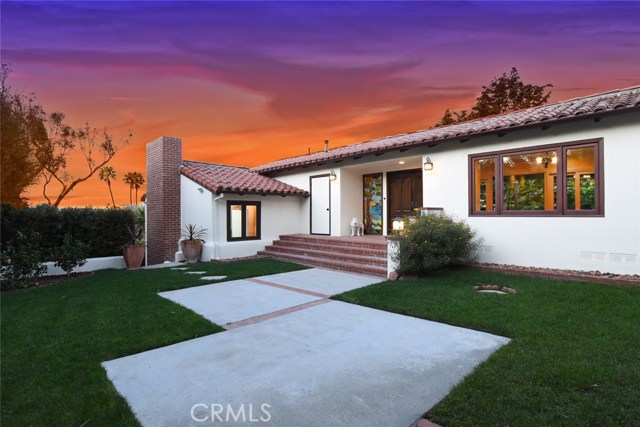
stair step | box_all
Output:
[279,234,388,250]
[272,240,387,257]
[264,245,387,267]
[258,251,388,278]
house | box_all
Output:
[146,86,640,276]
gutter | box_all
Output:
[212,193,224,260]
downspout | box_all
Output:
[143,199,148,266]
[212,193,224,260]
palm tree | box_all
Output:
[131,172,145,205]
[99,166,117,208]
[123,172,135,206]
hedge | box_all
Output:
[1,204,135,259]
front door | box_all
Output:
[387,169,423,233]
[310,175,331,235]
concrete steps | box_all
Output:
[258,234,388,278]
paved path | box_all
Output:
[103,268,509,427]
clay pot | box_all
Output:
[123,244,145,269]
[181,240,203,263]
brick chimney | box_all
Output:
[146,136,182,265]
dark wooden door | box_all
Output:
[387,169,422,232]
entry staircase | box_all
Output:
[258,234,388,277]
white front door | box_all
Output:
[310,175,331,235]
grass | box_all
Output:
[334,268,640,427]
[1,259,307,427]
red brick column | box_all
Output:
[146,136,182,265]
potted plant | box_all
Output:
[181,224,207,263]
[123,224,145,269]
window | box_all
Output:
[227,201,261,241]
[469,139,603,216]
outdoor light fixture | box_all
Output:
[423,157,434,171]
[329,170,337,181]
[392,217,405,233]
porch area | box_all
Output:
[258,234,389,277]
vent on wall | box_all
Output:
[477,245,493,253]
[580,251,638,264]
[609,253,638,264]
[580,251,606,261]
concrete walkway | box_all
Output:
[103,268,509,427]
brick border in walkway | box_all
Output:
[246,277,330,298]
[224,299,332,330]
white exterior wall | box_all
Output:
[44,256,126,276]
[423,113,640,275]
[181,175,306,260]
[212,194,305,259]
[275,167,342,236]
[339,169,362,236]
[276,153,425,236]
[179,176,215,261]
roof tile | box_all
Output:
[181,161,308,197]
[253,85,640,174]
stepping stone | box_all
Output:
[199,276,227,281]
[185,271,207,275]
[170,267,189,270]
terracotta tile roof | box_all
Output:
[253,85,640,174]
[181,161,309,197]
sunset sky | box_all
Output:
[3,1,640,207]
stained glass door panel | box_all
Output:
[363,173,383,234]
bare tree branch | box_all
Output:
[36,115,131,207]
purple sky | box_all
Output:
[3,1,639,206]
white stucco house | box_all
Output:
[146,86,640,277]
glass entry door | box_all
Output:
[363,173,383,234]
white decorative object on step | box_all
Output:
[350,218,364,237]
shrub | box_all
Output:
[54,234,89,277]
[1,204,135,258]
[1,231,48,290]
[393,213,480,276]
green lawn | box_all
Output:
[1,259,307,427]
[334,268,640,426]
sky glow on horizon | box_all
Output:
[2,1,639,206]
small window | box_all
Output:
[469,139,603,216]
[227,201,261,241]
[472,157,496,212]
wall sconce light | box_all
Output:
[329,170,337,181]
[392,217,405,234]
[424,157,434,171]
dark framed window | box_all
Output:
[227,201,261,241]
[469,139,603,216]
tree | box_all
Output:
[35,118,131,207]
[123,172,135,206]
[123,171,144,206]
[131,172,145,206]
[0,64,46,207]
[435,67,553,127]
[2,63,131,208]
[99,166,117,208]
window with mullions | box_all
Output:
[227,201,261,241]
[469,139,603,216]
